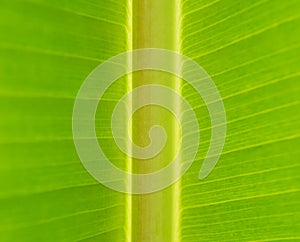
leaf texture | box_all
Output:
[0,0,299,241]
[180,0,300,241]
[0,0,129,241]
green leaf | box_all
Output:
[180,0,300,241]
[0,0,299,241]
[0,0,128,241]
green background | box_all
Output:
[0,0,299,241]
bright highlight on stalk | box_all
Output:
[72,48,226,194]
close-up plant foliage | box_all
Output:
[0,0,299,241]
